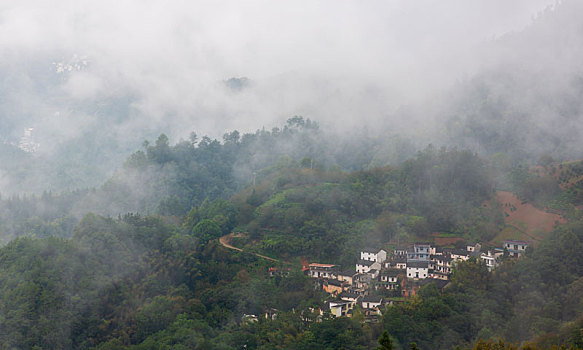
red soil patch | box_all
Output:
[433,235,464,246]
[495,191,566,237]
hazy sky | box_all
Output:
[0,0,558,141]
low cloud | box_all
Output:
[1,0,578,193]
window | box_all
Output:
[514,245,518,250]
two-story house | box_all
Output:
[503,240,530,257]
[328,300,355,318]
[407,260,429,279]
[407,243,431,261]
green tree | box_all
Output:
[377,330,394,350]
[191,219,222,245]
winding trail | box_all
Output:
[219,232,291,264]
[219,232,244,252]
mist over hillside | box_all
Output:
[3,2,583,349]
[1,0,577,194]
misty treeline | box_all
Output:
[0,116,582,349]
[0,119,581,348]
[0,117,417,243]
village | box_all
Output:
[304,239,530,321]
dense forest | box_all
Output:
[0,117,581,349]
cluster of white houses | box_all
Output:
[307,240,530,319]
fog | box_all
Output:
[0,0,576,193]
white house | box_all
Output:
[361,295,383,310]
[407,260,429,279]
[503,240,530,257]
[385,255,407,270]
[429,254,452,280]
[328,300,355,318]
[480,250,503,271]
[450,250,471,263]
[309,263,338,279]
[360,248,387,263]
[380,269,400,284]
[356,259,381,274]
[339,292,361,303]
[394,246,407,257]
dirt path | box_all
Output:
[219,232,290,264]
[219,232,244,252]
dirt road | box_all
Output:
[218,232,289,264]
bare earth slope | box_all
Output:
[495,191,566,244]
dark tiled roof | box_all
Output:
[432,254,452,262]
[356,259,375,266]
[392,256,406,263]
[340,292,360,299]
[338,270,356,277]
[361,247,379,253]
[407,261,429,268]
[326,279,345,287]
[362,295,383,303]
[381,268,400,277]
[451,249,469,256]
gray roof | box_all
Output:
[392,256,406,263]
[362,295,383,303]
[387,269,400,277]
[381,269,401,277]
[407,261,429,268]
[432,254,452,262]
[361,247,380,253]
[339,291,360,299]
[338,270,356,277]
[356,259,375,266]
[452,249,469,256]
[326,279,345,287]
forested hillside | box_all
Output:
[0,119,581,348]
[0,118,416,243]
[1,2,583,348]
